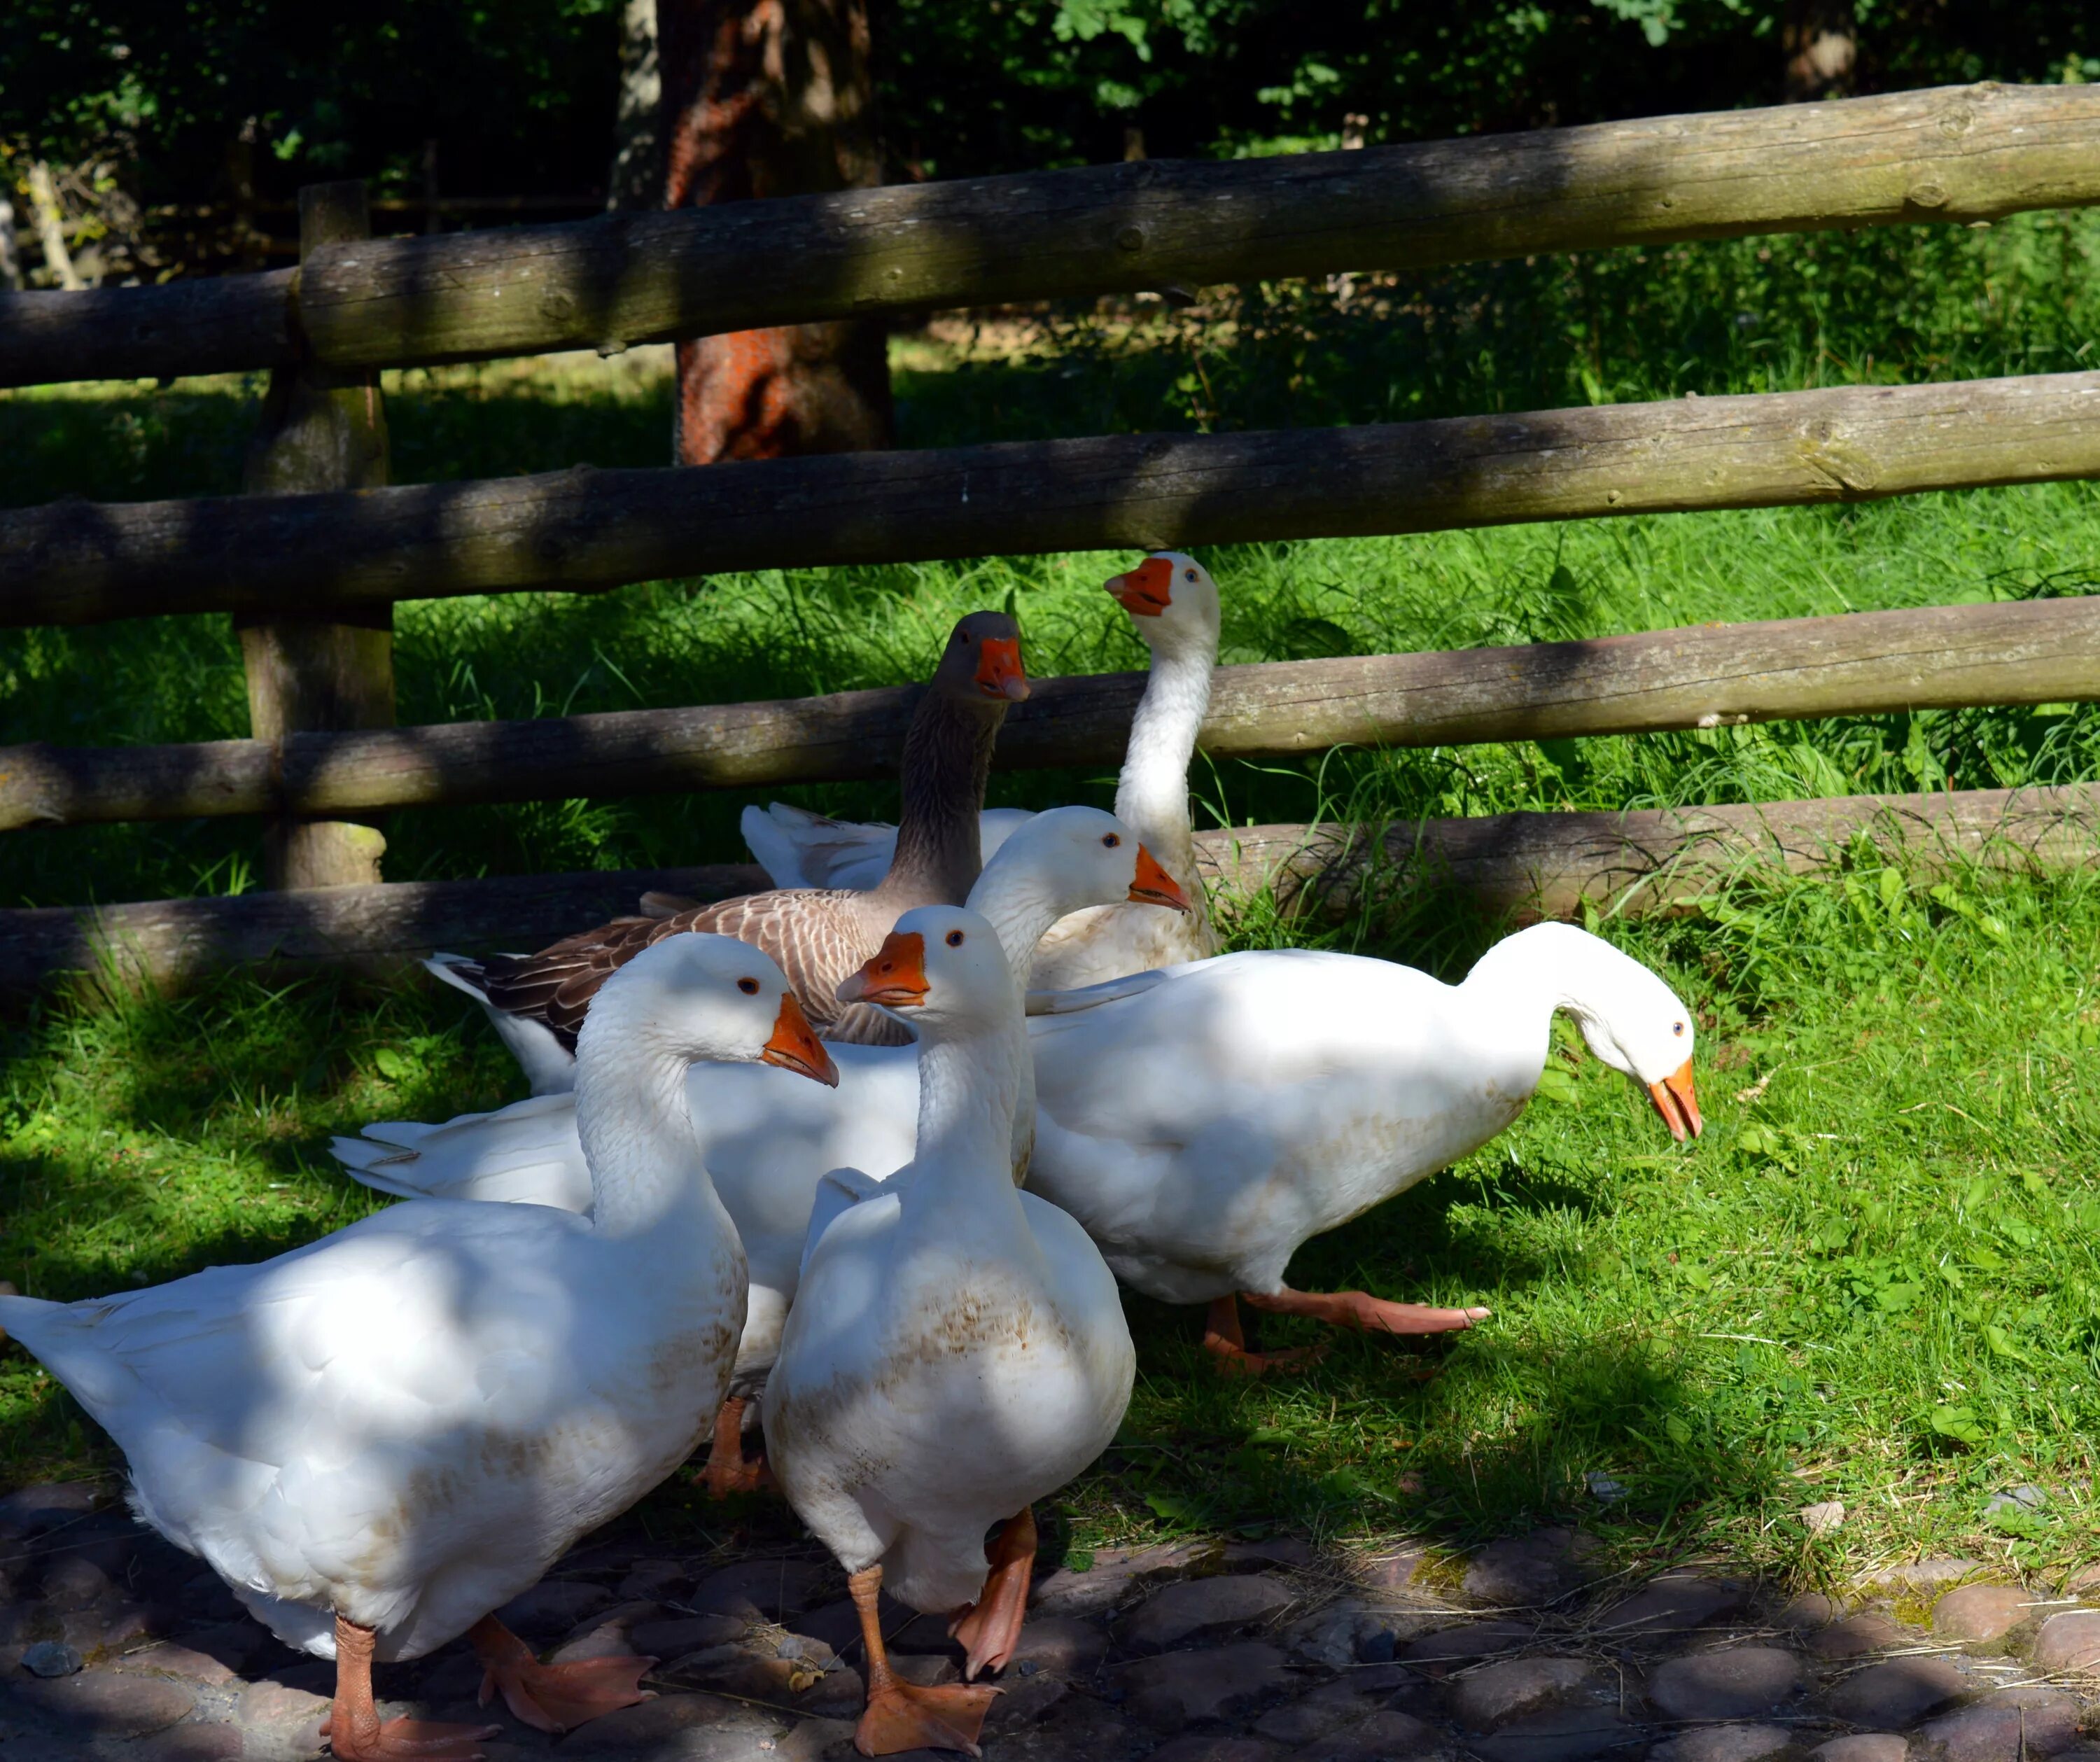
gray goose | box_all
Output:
[435,613,1028,1080]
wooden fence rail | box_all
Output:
[7,783,2093,991]
[10,371,2100,629]
[4,83,2098,388]
[4,596,2095,832]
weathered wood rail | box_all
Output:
[8,783,2092,991]
[4,83,2096,387]
[5,596,2094,831]
[10,372,2100,629]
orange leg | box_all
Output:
[468,1615,653,1735]
[698,1394,774,1499]
[321,1615,499,1762]
[1242,1285,1490,1337]
[1200,1294,1329,1378]
[948,1509,1037,1681]
[850,1564,999,1757]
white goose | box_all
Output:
[330,808,1185,1493]
[740,552,1223,992]
[767,907,1134,1758]
[0,937,837,1762]
[1025,922,1702,1373]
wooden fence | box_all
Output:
[4,80,2100,988]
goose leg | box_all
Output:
[699,1394,774,1498]
[948,1509,1036,1680]
[850,1565,1000,1757]
[467,1615,654,1734]
[1200,1294,1328,1377]
[322,1615,499,1761]
[1242,1285,1490,1337]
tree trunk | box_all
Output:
[658,0,892,463]
[1783,0,1857,101]
[608,0,666,210]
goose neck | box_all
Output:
[574,1042,718,1239]
[1114,643,1212,867]
[906,1018,1026,1210]
[878,690,1001,906]
[1460,923,1616,1058]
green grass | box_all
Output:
[2,211,2099,1581]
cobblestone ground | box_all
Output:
[2,1481,2096,1762]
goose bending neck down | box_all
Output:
[1023,921,1701,1376]
[0,937,838,1762]
[766,909,1134,1756]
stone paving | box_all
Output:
[2,1481,2097,1762]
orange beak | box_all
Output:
[1105,555,1174,617]
[1128,844,1192,913]
[837,930,930,1009]
[974,636,1030,702]
[1647,1058,1702,1141]
[760,991,839,1087]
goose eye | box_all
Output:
[1184,568,1197,582]
[1673,1021,1686,1036]
[738,977,760,995]
[1102,833,1121,848]
[946,929,965,947]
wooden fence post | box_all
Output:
[235,180,393,890]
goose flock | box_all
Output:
[0,552,1702,1761]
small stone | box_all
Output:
[1649,1647,1805,1720]
[1912,1686,2081,1762]
[1810,1738,1908,1762]
[1456,1658,1602,1730]
[1982,1486,2047,1516]
[1802,1502,1847,1535]
[1116,1640,1291,1733]
[628,1614,748,1658]
[492,1579,610,1635]
[686,1558,828,1621]
[9,1669,195,1736]
[1587,1471,1628,1505]
[1358,1628,1398,1663]
[1121,1573,1294,1650]
[1304,1709,1445,1762]
[39,1554,114,1610]
[1778,1594,1844,1629]
[1597,1574,1746,1636]
[1649,1723,1794,1762]
[1147,1737,1292,1762]
[1030,1539,1220,1617]
[1256,1686,1374,1747]
[0,1481,99,1539]
[1858,1560,1987,1595]
[112,1641,239,1686]
[2062,1563,2100,1597]
[1404,1620,1536,1665]
[1009,1616,1108,1677]
[1932,1584,2034,1645]
[983,1670,1068,1730]
[1471,1707,1632,1762]
[615,1558,690,1602]
[1464,1530,1596,1607]
[99,1602,158,1650]
[1362,1547,1430,1597]
[126,1723,246,1762]
[1827,1656,1966,1727]
[1288,1602,1382,1670]
[2033,1609,2100,1672]
[234,1676,330,1746]
[558,1689,736,1751]
[20,1642,82,1677]
[1811,1614,1902,1659]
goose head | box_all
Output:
[979,806,1193,921]
[1105,551,1222,659]
[579,932,840,1086]
[1548,929,1701,1141]
[837,905,1018,1033]
[934,610,1031,704]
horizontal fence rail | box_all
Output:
[10,372,2100,629]
[4,83,2099,388]
[4,597,2095,832]
[6,784,2092,991]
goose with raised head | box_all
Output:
[766,907,1135,1756]
[428,611,1029,1093]
[330,807,1186,1494]
[738,552,1223,993]
[1024,922,1701,1373]
[0,937,838,1761]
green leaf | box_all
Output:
[1664,1414,1693,1446]
[1929,1405,1989,1448]
[1533,1065,1579,1105]
[1984,1324,2032,1364]
[373,1047,411,1081]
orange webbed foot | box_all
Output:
[855,1677,1002,1757]
[477,1651,656,1734]
[321,1714,501,1761]
[948,1509,1037,1679]
[698,1392,775,1499]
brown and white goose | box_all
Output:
[433,612,1028,1084]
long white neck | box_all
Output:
[1114,641,1212,874]
[574,1023,720,1240]
[1458,923,1619,1077]
[904,1012,1029,1225]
